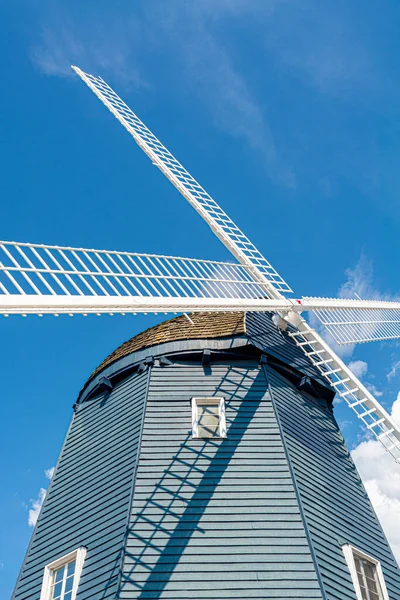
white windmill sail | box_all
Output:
[289,316,400,462]
[302,296,400,345]
[1,246,398,322]
[0,241,290,316]
[71,66,291,300]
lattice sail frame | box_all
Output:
[289,318,400,462]
[0,241,292,315]
[71,66,291,300]
[2,247,399,323]
[304,296,400,345]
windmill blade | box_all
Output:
[289,317,400,463]
[71,66,291,300]
[0,240,291,316]
[301,296,400,345]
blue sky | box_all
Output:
[1,0,400,596]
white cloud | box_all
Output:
[155,2,297,185]
[352,393,400,565]
[307,254,384,360]
[45,466,55,480]
[186,35,283,181]
[348,360,368,379]
[338,252,398,303]
[365,382,383,398]
[29,2,295,184]
[388,360,400,382]
[27,466,55,527]
[31,15,146,87]
[392,392,400,425]
[339,254,380,301]
[337,418,352,431]
[28,488,46,527]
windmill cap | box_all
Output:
[85,312,246,387]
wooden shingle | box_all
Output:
[89,312,245,382]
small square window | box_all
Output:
[192,397,226,438]
[40,547,86,600]
[342,544,389,600]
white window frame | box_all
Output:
[191,397,226,438]
[39,547,87,600]
[342,544,389,600]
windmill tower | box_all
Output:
[8,68,400,600]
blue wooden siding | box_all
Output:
[267,365,400,600]
[119,361,323,599]
[12,370,149,600]
[246,312,327,383]
[13,313,400,600]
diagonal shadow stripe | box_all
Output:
[120,362,270,598]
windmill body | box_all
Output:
[12,312,400,599]
[8,68,400,599]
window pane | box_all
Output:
[355,555,384,600]
[367,578,379,594]
[197,403,219,437]
[66,560,76,577]
[65,575,74,593]
[64,593,72,600]
[54,567,64,583]
[51,581,63,599]
[364,561,376,579]
[358,584,368,600]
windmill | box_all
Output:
[3,66,400,461]
[10,68,400,600]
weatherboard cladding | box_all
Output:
[268,365,400,600]
[12,313,400,599]
[119,361,323,599]
[12,370,149,600]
